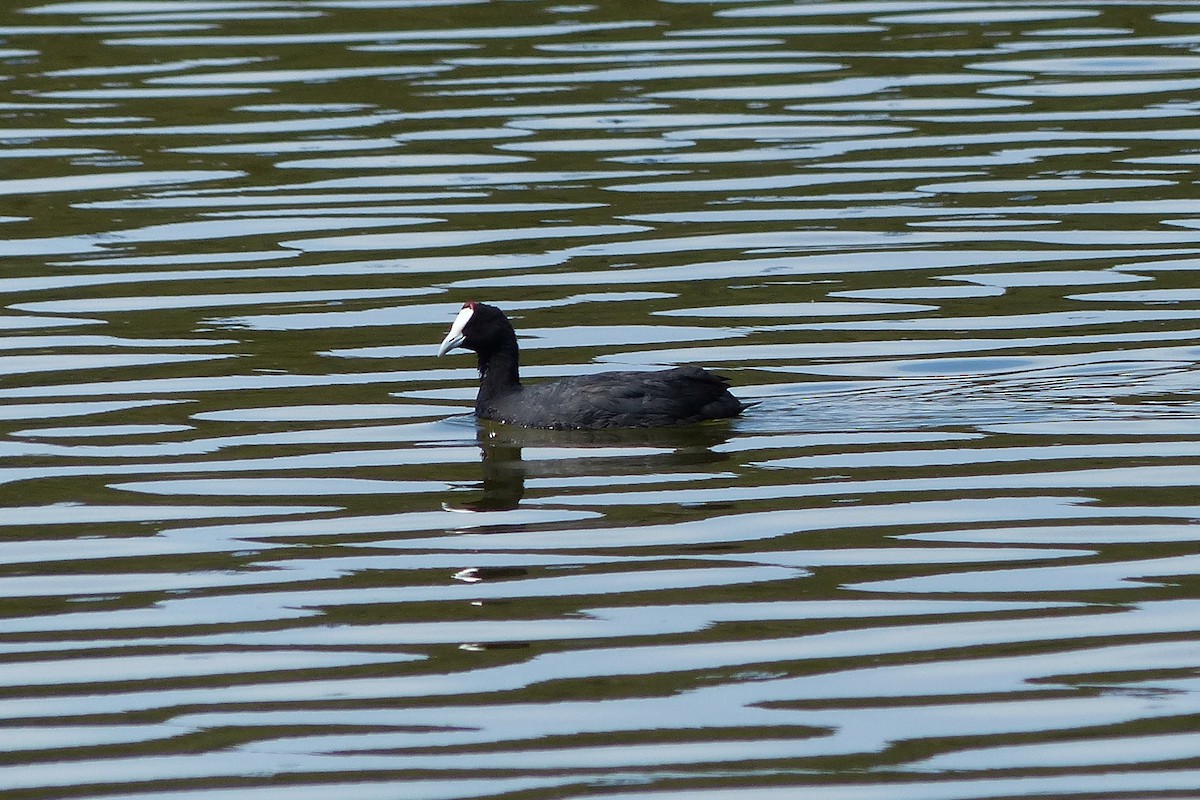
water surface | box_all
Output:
[1,2,1199,799]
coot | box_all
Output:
[437,301,745,430]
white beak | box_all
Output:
[437,305,474,356]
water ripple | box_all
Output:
[1,1,1199,798]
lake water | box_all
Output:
[1,1,1199,798]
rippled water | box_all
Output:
[2,1,1199,798]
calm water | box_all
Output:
[1,1,1199,798]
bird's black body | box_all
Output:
[438,302,745,430]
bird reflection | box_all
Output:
[448,419,738,512]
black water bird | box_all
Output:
[437,301,745,430]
